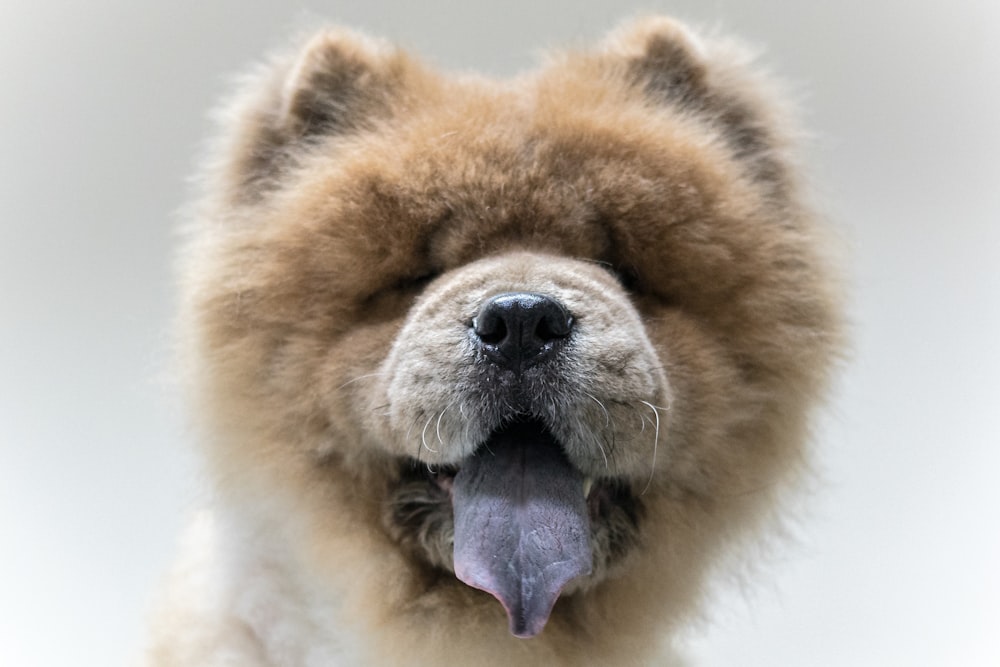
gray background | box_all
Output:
[2,1,997,665]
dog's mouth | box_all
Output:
[451,420,591,638]
[387,418,644,638]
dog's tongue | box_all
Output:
[452,422,592,638]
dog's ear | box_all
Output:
[598,17,789,189]
[277,29,408,138]
[600,16,710,110]
[222,28,420,201]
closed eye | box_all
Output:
[392,271,437,293]
[608,265,641,292]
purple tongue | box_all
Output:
[452,422,592,638]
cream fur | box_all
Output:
[147,16,843,666]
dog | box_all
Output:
[146,16,843,665]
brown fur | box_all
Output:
[149,16,843,666]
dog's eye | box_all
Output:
[392,271,437,293]
[609,265,641,292]
[360,270,438,314]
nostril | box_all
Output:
[472,312,507,345]
[535,311,573,341]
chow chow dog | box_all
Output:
[147,16,842,666]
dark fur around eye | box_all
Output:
[392,271,437,293]
[609,265,641,292]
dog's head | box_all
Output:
[181,17,841,649]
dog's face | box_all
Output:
[180,17,841,660]
[379,251,664,635]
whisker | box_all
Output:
[583,391,610,428]
[405,412,422,446]
[413,435,423,464]
[420,414,438,453]
[607,427,618,468]
[639,400,661,496]
[571,256,614,270]
[336,372,387,390]
[596,437,610,470]
[461,410,474,451]
[435,405,451,448]
[581,392,613,469]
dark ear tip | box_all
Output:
[597,16,710,108]
[601,16,707,71]
[604,16,705,79]
[278,28,401,135]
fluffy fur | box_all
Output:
[147,16,842,666]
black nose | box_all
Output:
[472,292,573,371]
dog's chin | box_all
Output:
[383,416,644,636]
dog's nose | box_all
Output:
[472,292,573,371]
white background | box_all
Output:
[2,1,997,664]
